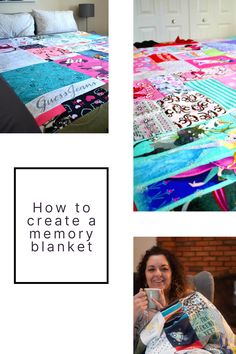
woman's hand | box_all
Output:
[134,288,148,323]
[150,289,167,311]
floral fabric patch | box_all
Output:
[134,79,165,101]
[148,74,191,95]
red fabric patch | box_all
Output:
[175,340,203,352]
[149,53,178,63]
[36,105,66,126]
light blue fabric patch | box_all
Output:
[80,49,108,61]
[202,41,236,52]
[186,79,236,110]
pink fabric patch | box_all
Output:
[56,54,108,83]
[36,105,66,126]
[176,70,205,82]
[186,56,236,69]
[216,74,236,89]
[133,79,165,101]
[227,64,236,72]
[175,51,206,60]
[133,56,162,74]
[27,46,72,60]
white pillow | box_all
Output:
[0,13,35,39]
[32,9,78,35]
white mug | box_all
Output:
[144,288,161,309]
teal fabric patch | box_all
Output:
[1,61,90,104]
[186,78,236,110]
[134,171,236,211]
[134,115,236,190]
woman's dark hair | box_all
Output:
[136,245,190,302]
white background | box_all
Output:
[1,1,236,353]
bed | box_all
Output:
[133,37,236,211]
[0,11,108,133]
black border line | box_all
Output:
[14,167,109,284]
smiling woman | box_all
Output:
[145,254,172,293]
[134,246,192,319]
[133,245,236,354]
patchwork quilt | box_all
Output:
[135,292,236,354]
[133,37,236,210]
[0,31,109,133]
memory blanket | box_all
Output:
[133,37,236,210]
[0,31,109,133]
[134,292,236,354]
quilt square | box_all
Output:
[35,32,93,47]
[186,78,236,110]
[164,313,203,351]
[174,50,208,60]
[201,47,224,57]
[135,170,225,211]
[148,74,191,95]
[62,86,108,120]
[0,48,45,73]
[56,54,108,83]
[216,73,236,89]
[134,56,163,74]
[159,91,226,129]
[10,36,36,46]
[158,60,197,74]
[149,53,178,63]
[134,79,164,101]
[26,46,73,60]
[176,65,236,82]
[203,40,236,52]
[186,55,236,69]
[2,61,90,104]
[175,70,205,82]
[79,49,108,61]
[56,43,93,53]
[134,101,177,140]
[93,44,109,53]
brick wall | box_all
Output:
[156,237,236,277]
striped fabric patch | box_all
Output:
[186,78,236,110]
[161,301,183,322]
